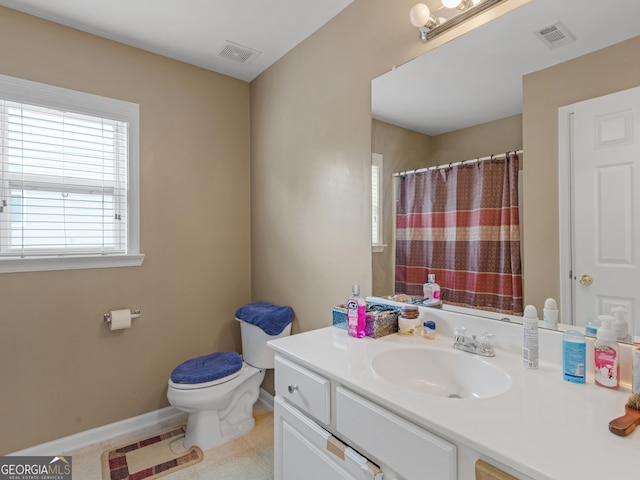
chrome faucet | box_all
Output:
[453,327,495,357]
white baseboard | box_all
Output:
[11,390,275,456]
[9,406,182,456]
[258,387,274,410]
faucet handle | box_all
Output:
[454,326,467,339]
[478,332,496,356]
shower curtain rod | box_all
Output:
[392,149,523,177]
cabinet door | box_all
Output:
[275,396,380,480]
[336,386,456,480]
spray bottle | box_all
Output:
[543,298,558,329]
[522,305,539,369]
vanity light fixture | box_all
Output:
[409,3,439,41]
[442,0,467,9]
[410,0,506,42]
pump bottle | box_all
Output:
[611,307,632,343]
[423,274,441,300]
[594,315,619,388]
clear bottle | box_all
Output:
[522,305,539,369]
[346,284,366,338]
[423,274,441,300]
[594,315,619,389]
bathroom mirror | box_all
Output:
[371,0,640,342]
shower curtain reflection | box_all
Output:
[395,152,523,316]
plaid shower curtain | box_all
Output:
[395,153,523,316]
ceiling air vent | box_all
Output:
[533,22,575,49]
[217,41,261,64]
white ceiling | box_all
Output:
[0,0,353,82]
[372,0,640,135]
[4,0,640,134]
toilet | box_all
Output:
[167,302,293,451]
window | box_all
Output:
[0,74,143,273]
[371,153,385,252]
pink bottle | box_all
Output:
[347,284,366,338]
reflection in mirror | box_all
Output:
[394,151,523,316]
[371,0,640,342]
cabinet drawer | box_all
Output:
[275,354,330,424]
[336,386,456,480]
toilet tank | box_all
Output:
[237,318,292,369]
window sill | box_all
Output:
[372,244,387,253]
[0,254,145,274]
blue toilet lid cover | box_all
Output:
[170,351,243,384]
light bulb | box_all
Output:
[442,0,463,8]
[409,3,431,27]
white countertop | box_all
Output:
[269,324,639,480]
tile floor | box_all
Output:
[68,402,274,480]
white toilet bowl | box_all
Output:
[167,316,291,451]
[168,362,265,450]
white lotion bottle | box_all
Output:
[543,298,558,329]
[523,305,539,369]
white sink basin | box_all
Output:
[371,348,511,399]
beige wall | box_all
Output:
[371,115,522,297]
[522,35,640,311]
[371,120,432,296]
[0,8,251,454]
[431,114,523,165]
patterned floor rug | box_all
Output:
[101,426,203,480]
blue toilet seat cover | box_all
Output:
[170,351,243,384]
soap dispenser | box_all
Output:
[612,307,632,343]
[422,274,441,300]
[594,315,619,389]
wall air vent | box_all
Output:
[533,22,575,49]
[217,41,261,64]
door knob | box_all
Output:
[579,274,593,286]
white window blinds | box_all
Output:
[0,74,142,272]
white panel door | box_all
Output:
[572,85,640,336]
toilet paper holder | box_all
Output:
[103,309,141,324]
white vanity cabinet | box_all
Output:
[270,321,638,479]
[273,353,457,480]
